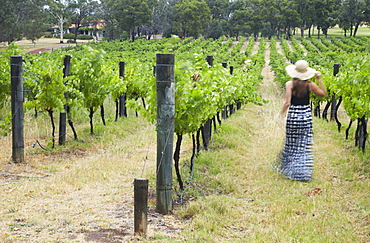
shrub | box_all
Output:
[63,33,75,39]
[77,34,93,40]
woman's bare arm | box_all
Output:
[310,72,326,97]
[281,81,293,115]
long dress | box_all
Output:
[280,85,314,181]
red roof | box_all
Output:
[51,21,105,29]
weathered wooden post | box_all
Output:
[227,64,235,115]
[221,62,228,119]
[59,55,71,145]
[206,55,214,67]
[11,56,24,163]
[229,65,234,75]
[119,61,127,118]
[156,53,175,214]
[330,63,340,121]
[134,178,148,236]
[201,56,213,150]
[333,63,342,131]
[357,116,367,152]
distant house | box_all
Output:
[51,20,105,39]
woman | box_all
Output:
[279,60,326,181]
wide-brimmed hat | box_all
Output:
[285,60,316,80]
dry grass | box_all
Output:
[173,47,369,242]
[0,43,369,243]
[0,37,91,54]
[0,105,184,242]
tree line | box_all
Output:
[1,0,370,43]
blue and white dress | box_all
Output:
[280,86,314,181]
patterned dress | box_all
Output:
[280,84,314,181]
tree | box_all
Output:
[138,0,159,39]
[173,0,211,38]
[254,0,283,39]
[206,0,231,21]
[0,0,47,43]
[365,0,370,24]
[293,0,316,37]
[312,0,337,37]
[109,0,152,41]
[99,0,120,40]
[280,1,301,39]
[337,0,367,37]
[44,0,72,43]
[203,0,232,38]
[69,0,100,41]
[158,0,180,38]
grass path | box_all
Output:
[175,44,369,242]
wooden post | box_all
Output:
[156,53,175,214]
[229,66,234,75]
[358,116,367,152]
[201,56,214,150]
[228,65,235,115]
[119,61,127,117]
[206,55,214,67]
[134,178,148,236]
[221,61,228,119]
[330,64,340,121]
[11,56,24,163]
[59,55,71,145]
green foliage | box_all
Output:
[109,0,152,40]
[0,43,20,135]
[0,42,20,107]
[63,33,75,39]
[0,0,47,42]
[24,54,66,113]
[63,34,93,40]
[173,0,211,38]
[76,34,94,40]
[0,112,12,136]
[70,46,121,114]
[332,55,370,120]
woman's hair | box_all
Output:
[292,78,309,98]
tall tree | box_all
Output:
[0,0,47,43]
[312,0,337,37]
[139,0,158,39]
[259,0,286,39]
[99,0,120,40]
[173,0,211,38]
[338,0,367,37]
[293,0,316,37]
[280,1,301,39]
[44,0,72,43]
[159,0,181,38]
[69,0,99,41]
[109,0,152,41]
[229,9,250,39]
[365,0,370,24]
[205,0,231,21]
[203,0,232,38]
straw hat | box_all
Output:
[285,60,316,80]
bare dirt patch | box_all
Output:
[1,37,91,54]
